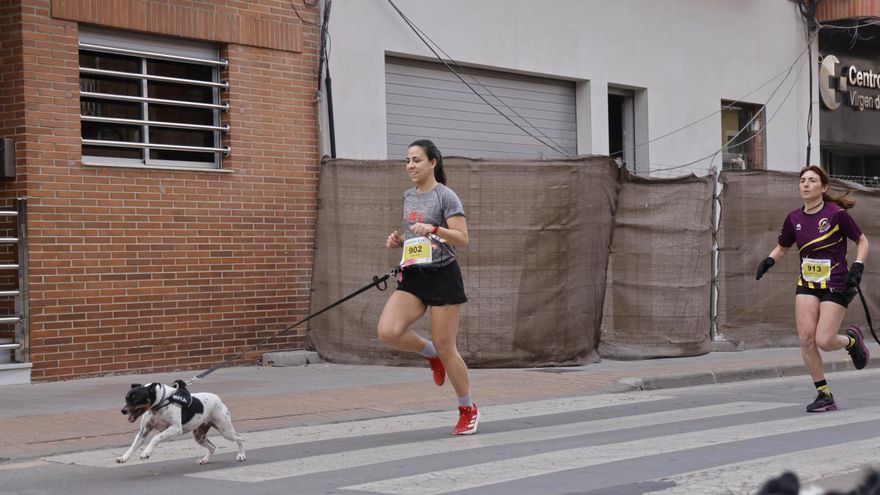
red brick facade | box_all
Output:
[0,1,25,198]
[816,0,880,21]
[0,0,321,380]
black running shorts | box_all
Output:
[397,260,467,306]
[795,285,857,308]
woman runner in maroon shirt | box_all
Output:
[756,165,870,413]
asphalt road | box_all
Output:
[4,369,880,494]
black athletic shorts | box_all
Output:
[795,285,857,308]
[396,259,467,306]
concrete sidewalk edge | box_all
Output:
[615,355,873,391]
[0,348,875,464]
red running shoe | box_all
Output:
[428,356,446,386]
[453,403,480,435]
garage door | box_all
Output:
[386,57,577,160]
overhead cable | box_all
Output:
[646,50,807,175]
[616,44,809,161]
[386,0,571,157]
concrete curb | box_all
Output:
[616,354,880,392]
[261,350,323,367]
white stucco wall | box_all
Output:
[323,0,817,174]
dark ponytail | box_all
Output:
[409,139,446,184]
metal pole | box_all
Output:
[15,198,28,363]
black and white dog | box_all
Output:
[116,380,246,465]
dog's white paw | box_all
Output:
[198,457,210,465]
[139,453,151,461]
[115,457,127,464]
[236,453,246,462]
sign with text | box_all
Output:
[820,54,880,112]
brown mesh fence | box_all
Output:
[717,171,880,348]
[307,156,621,367]
[599,173,714,359]
[308,162,880,366]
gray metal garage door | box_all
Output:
[386,57,577,160]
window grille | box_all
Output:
[78,35,229,169]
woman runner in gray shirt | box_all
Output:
[378,139,479,435]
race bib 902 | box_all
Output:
[400,237,433,267]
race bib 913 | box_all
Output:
[801,258,831,283]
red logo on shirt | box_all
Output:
[407,211,425,223]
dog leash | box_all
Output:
[184,266,400,385]
[856,286,879,347]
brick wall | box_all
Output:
[0,3,25,357]
[50,0,303,52]
[816,0,880,21]
[5,0,321,380]
[0,1,25,196]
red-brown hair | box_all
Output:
[800,165,855,210]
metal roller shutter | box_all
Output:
[386,57,577,159]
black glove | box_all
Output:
[844,261,864,288]
[756,257,775,280]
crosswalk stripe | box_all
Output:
[186,401,792,483]
[340,405,880,495]
[642,438,880,495]
[42,393,669,467]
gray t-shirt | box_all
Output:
[401,183,465,267]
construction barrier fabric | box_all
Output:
[599,174,714,359]
[309,160,880,366]
[718,171,880,348]
[308,156,620,367]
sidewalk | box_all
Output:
[0,347,873,462]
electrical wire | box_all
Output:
[385,0,571,157]
[290,0,320,27]
[671,55,805,173]
[388,6,573,158]
[645,50,808,175]
[318,0,335,157]
[616,44,810,162]
[796,0,822,168]
[382,0,822,172]
[623,2,814,169]
[805,37,814,167]
[317,0,332,82]
[817,17,880,49]
[818,17,880,30]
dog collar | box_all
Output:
[150,383,170,411]
[152,383,193,411]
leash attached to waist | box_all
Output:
[185,266,399,385]
[856,286,879,347]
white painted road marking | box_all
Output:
[188,402,791,483]
[340,405,880,495]
[643,438,880,495]
[43,393,669,467]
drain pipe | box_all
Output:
[317,0,336,158]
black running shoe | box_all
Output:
[846,325,869,370]
[806,392,837,413]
